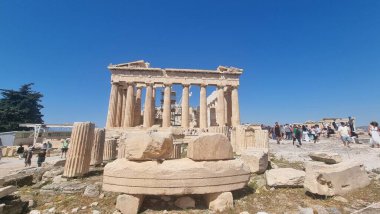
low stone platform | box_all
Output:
[103,158,250,195]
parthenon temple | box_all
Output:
[105,60,242,129]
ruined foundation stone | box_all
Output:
[103,139,117,162]
[63,122,95,178]
[90,128,105,166]
[116,194,144,214]
[265,168,306,188]
[240,149,269,174]
[103,158,250,195]
[204,192,234,213]
[309,152,342,164]
[304,161,370,196]
[187,133,233,161]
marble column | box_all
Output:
[162,84,171,127]
[231,86,240,127]
[200,85,208,129]
[217,86,225,127]
[123,83,134,127]
[225,88,232,127]
[115,85,124,127]
[63,122,95,178]
[103,139,117,161]
[143,84,153,127]
[151,87,156,125]
[106,83,119,128]
[121,88,127,126]
[134,86,142,126]
[181,84,190,128]
[90,128,105,166]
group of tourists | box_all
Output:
[267,120,380,148]
[16,138,70,167]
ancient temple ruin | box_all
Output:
[105,60,242,129]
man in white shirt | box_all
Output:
[338,122,352,147]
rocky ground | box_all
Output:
[2,136,380,214]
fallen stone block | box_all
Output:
[265,168,305,188]
[309,152,342,164]
[116,194,144,214]
[304,161,370,196]
[0,186,17,199]
[83,184,100,197]
[204,192,233,212]
[3,173,34,187]
[123,132,173,160]
[187,133,233,161]
[175,196,195,209]
[240,149,268,174]
[42,159,66,167]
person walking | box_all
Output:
[37,149,47,167]
[16,145,25,160]
[338,122,352,147]
[292,125,302,147]
[285,124,292,140]
[61,139,69,158]
[369,121,380,148]
[274,122,282,144]
[24,145,33,167]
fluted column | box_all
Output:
[103,139,117,161]
[181,84,190,128]
[151,87,156,125]
[115,85,124,127]
[225,88,232,126]
[121,88,127,126]
[143,84,153,127]
[134,86,142,126]
[90,128,105,166]
[200,85,208,129]
[162,84,172,127]
[63,122,95,178]
[123,83,134,127]
[231,86,241,127]
[106,83,119,128]
[217,86,225,127]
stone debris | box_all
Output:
[91,202,99,207]
[122,132,173,160]
[240,149,269,174]
[204,192,233,212]
[83,184,100,197]
[116,194,144,214]
[298,207,314,214]
[71,207,79,213]
[41,182,87,194]
[0,185,17,199]
[303,160,370,196]
[174,196,196,209]
[0,178,4,186]
[30,210,41,214]
[309,152,342,164]
[334,196,348,203]
[187,133,233,161]
[265,168,305,187]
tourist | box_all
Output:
[0,146,2,161]
[24,145,33,167]
[285,124,292,140]
[61,138,69,158]
[274,122,282,144]
[16,144,25,159]
[368,121,380,148]
[327,126,335,138]
[37,149,47,167]
[338,122,352,147]
[280,125,285,140]
[332,121,338,131]
[302,125,310,142]
[293,125,302,147]
[46,141,52,157]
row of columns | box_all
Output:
[106,82,240,128]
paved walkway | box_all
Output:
[0,155,62,178]
[269,137,380,171]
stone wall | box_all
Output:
[230,125,268,154]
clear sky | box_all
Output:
[1,0,379,127]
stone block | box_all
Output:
[187,133,233,161]
[265,168,305,188]
[240,149,268,174]
[309,152,342,164]
[123,132,173,160]
[304,161,370,196]
[103,158,250,195]
[116,194,144,214]
[0,186,17,199]
[204,192,233,212]
[174,196,195,209]
[0,178,4,186]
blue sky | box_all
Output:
[0,0,379,127]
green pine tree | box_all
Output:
[0,83,44,132]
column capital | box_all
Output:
[200,84,207,88]
[182,84,190,87]
[163,83,172,87]
[230,85,239,89]
[145,83,154,87]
